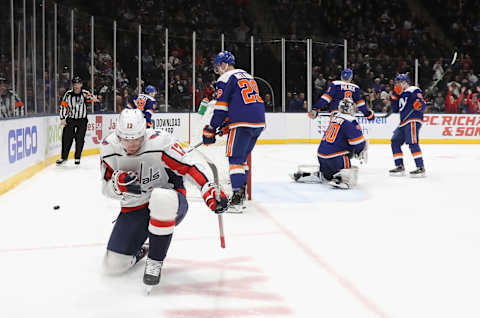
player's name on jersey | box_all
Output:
[340,83,358,91]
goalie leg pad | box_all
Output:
[148,188,188,236]
[329,167,359,189]
[291,165,323,183]
[103,250,137,275]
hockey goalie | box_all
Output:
[291,98,367,189]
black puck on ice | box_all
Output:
[53,205,60,210]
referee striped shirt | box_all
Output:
[59,89,95,120]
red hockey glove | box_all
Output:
[112,170,141,195]
[201,182,229,213]
[203,125,216,145]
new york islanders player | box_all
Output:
[309,68,375,120]
[294,99,367,189]
[100,109,228,292]
[127,85,157,128]
[202,51,266,213]
[389,74,426,177]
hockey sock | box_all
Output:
[391,141,404,167]
[408,143,424,167]
[229,164,246,191]
[148,233,173,261]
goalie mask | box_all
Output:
[339,98,356,116]
[116,108,146,154]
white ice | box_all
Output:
[1,144,480,318]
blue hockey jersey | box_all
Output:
[128,94,157,127]
[391,86,426,127]
[210,69,266,129]
[318,113,366,158]
[313,80,373,119]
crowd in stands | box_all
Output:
[0,0,479,116]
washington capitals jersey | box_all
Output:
[210,69,266,129]
[100,129,210,211]
[128,94,156,127]
[391,86,426,126]
[313,80,373,119]
[317,113,366,159]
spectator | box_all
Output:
[264,93,274,112]
[466,90,479,113]
[288,92,305,112]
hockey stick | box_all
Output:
[194,149,226,249]
[315,109,391,118]
[186,126,226,154]
[402,52,458,122]
[425,51,458,98]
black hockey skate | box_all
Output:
[389,165,405,176]
[143,257,163,294]
[135,245,149,263]
[56,158,67,165]
[328,176,349,189]
[409,166,425,178]
[227,188,245,213]
[74,159,80,165]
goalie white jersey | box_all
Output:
[100,129,210,212]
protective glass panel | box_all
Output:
[255,39,281,112]
[141,25,166,113]
[311,41,344,113]
[44,0,56,114]
[92,13,114,113]
[116,20,139,113]
[194,33,221,112]
[285,40,307,113]
[56,4,72,103]
[168,29,193,113]
[0,0,14,118]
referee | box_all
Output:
[56,76,96,165]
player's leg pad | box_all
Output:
[103,250,137,275]
[148,188,188,236]
[329,167,359,189]
[290,165,322,183]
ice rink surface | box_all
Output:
[1,143,479,318]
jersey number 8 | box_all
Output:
[238,79,263,104]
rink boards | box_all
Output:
[1,113,479,194]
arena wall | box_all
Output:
[1,113,479,194]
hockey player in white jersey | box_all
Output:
[100,109,228,292]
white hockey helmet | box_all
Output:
[116,108,146,140]
[338,98,356,116]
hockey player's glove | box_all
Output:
[413,99,422,110]
[217,120,230,137]
[308,110,318,119]
[393,84,403,96]
[365,109,375,121]
[112,170,141,195]
[202,125,216,145]
[201,182,229,214]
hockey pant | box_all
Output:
[317,154,351,181]
[104,189,188,274]
[61,117,88,160]
[391,122,423,168]
[226,127,263,191]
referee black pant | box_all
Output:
[61,117,88,160]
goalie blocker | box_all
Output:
[292,99,367,189]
